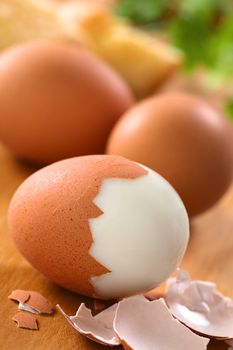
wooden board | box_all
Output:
[0,143,232,350]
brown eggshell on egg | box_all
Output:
[0,41,134,164]
[8,156,146,298]
[107,92,233,217]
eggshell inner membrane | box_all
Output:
[113,296,209,350]
[18,302,40,315]
[166,270,233,338]
[57,303,120,346]
[89,167,189,299]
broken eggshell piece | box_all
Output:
[8,290,30,304]
[57,303,120,346]
[58,295,209,349]
[8,290,53,314]
[113,295,209,350]
[9,155,189,299]
[12,312,38,330]
[166,270,233,339]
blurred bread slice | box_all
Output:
[54,0,110,36]
[0,0,111,49]
[0,0,74,49]
[78,10,183,98]
[0,1,183,99]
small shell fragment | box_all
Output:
[113,295,209,350]
[9,290,53,314]
[57,303,120,346]
[8,290,30,304]
[12,312,38,330]
[166,270,233,339]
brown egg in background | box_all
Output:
[107,92,233,217]
[0,41,134,165]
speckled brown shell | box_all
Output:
[8,155,147,297]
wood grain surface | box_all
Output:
[0,143,232,350]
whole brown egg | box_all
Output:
[0,41,134,164]
[107,93,233,217]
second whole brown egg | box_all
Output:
[0,41,134,164]
[107,93,233,217]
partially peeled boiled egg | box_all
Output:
[8,155,189,299]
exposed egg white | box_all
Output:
[89,167,189,299]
